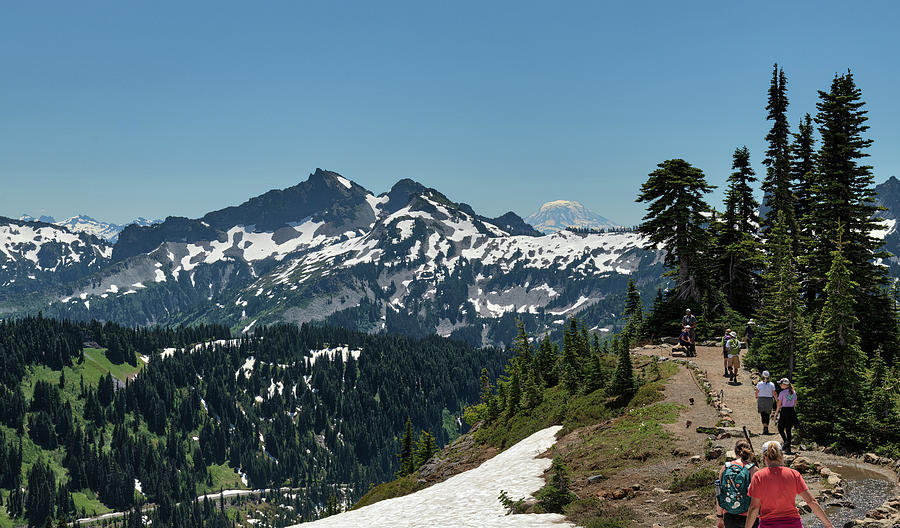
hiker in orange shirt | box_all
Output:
[744,441,832,528]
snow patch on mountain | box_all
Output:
[525,200,619,234]
[293,426,570,527]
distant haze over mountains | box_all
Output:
[18,214,161,243]
[524,200,620,234]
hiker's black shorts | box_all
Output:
[724,513,758,528]
[722,348,728,358]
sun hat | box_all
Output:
[748,319,755,324]
[685,308,691,313]
[684,325,691,329]
[730,331,737,337]
[761,440,782,453]
[762,370,770,378]
[778,378,790,385]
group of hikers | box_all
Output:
[675,310,825,528]
[715,439,833,528]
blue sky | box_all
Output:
[1,1,898,226]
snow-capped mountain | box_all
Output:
[4,170,663,344]
[524,200,620,234]
[55,215,161,243]
[19,214,57,223]
[0,216,112,300]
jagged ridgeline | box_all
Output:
[0,315,510,527]
[0,169,664,347]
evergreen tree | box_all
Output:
[523,361,543,409]
[748,212,807,377]
[719,146,763,315]
[636,159,715,303]
[397,418,414,477]
[802,70,896,360]
[622,278,643,345]
[798,235,867,447]
[761,63,795,239]
[560,323,581,395]
[25,460,56,527]
[791,113,817,250]
[414,431,436,468]
[610,337,635,398]
[505,368,522,417]
[862,351,900,449]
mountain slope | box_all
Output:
[5,170,664,344]
[525,200,619,234]
[0,217,112,302]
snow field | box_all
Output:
[291,426,574,527]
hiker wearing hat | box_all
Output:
[745,440,833,528]
[744,319,755,352]
[774,379,799,454]
[682,309,697,355]
[755,371,776,435]
[721,328,732,376]
[725,331,741,383]
[679,325,695,357]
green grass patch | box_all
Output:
[441,408,461,444]
[670,467,718,493]
[0,490,23,528]
[563,402,683,481]
[72,490,112,518]
[82,348,144,382]
[197,463,247,495]
[352,473,425,510]
[565,498,635,528]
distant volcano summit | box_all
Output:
[524,200,619,234]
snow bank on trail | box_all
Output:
[292,425,573,528]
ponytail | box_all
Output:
[762,440,783,465]
[734,439,754,462]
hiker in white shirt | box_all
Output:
[755,370,777,435]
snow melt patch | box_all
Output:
[292,426,570,527]
[307,346,362,366]
[335,175,353,189]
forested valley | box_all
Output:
[0,315,509,527]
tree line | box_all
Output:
[632,65,900,455]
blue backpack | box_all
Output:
[716,462,755,514]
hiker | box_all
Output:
[774,379,799,455]
[744,319,755,352]
[725,331,741,384]
[679,325,695,357]
[715,439,758,528]
[721,328,733,376]
[744,441,833,528]
[682,309,697,347]
[755,371,776,435]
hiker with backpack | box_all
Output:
[744,440,833,528]
[774,379,799,455]
[755,370,776,435]
[679,325,696,357]
[725,331,741,384]
[715,439,758,528]
[721,328,733,376]
[682,309,697,355]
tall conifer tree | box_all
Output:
[799,234,866,447]
[761,64,795,239]
[802,71,897,359]
[636,159,715,303]
[719,146,762,315]
[747,212,806,377]
[622,278,643,345]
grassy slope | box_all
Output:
[3,347,244,526]
[355,356,681,513]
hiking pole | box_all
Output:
[742,425,754,452]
